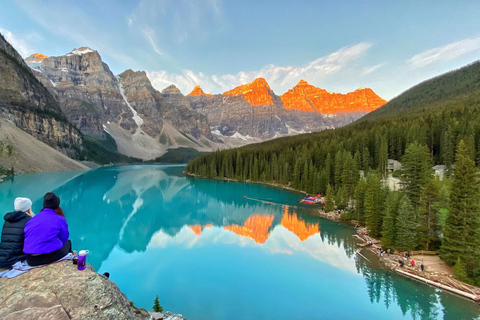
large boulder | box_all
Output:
[0,261,150,319]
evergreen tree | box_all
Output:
[341,153,358,201]
[325,184,335,212]
[334,150,344,188]
[153,295,164,313]
[417,178,441,250]
[362,147,371,172]
[378,136,389,178]
[335,186,348,210]
[401,142,432,209]
[381,192,401,250]
[354,178,367,225]
[395,196,417,252]
[452,257,470,283]
[441,140,480,277]
[364,173,383,238]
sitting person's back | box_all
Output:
[23,192,71,266]
[0,198,34,269]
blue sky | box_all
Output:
[1,0,480,100]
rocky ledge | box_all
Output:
[0,261,185,319]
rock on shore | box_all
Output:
[0,261,149,319]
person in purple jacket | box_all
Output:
[23,192,72,266]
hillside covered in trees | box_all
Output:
[186,60,480,285]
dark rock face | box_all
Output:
[187,93,366,139]
[27,50,216,159]
[188,94,288,139]
[187,78,385,141]
[118,70,212,141]
[36,48,133,139]
[0,33,83,157]
[159,84,212,139]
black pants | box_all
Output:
[26,240,72,266]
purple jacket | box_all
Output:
[23,208,69,254]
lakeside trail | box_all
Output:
[315,209,480,302]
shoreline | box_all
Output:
[184,172,480,302]
[314,209,480,302]
[184,171,311,196]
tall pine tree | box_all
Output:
[325,184,335,212]
[395,196,417,252]
[381,191,402,250]
[417,178,441,250]
[364,173,383,238]
[401,142,432,209]
[441,140,480,281]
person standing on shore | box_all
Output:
[0,197,34,269]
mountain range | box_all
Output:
[0,32,386,171]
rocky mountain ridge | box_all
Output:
[27,48,214,159]
[223,77,275,106]
[281,79,386,113]
[0,34,83,159]
[187,78,385,140]
[188,85,212,97]
[21,45,386,161]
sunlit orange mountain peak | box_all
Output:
[223,78,274,106]
[223,214,274,243]
[34,53,48,60]
[281,80,386,114]
[190,224,213,236]
[281,206,319,241]
[188,85,212,97]
[25,53,48,63]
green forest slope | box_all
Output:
[361,60,480,121]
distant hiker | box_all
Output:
[379,248,383,257]
[399,260,404,267]
[411,259,415,267]
[0,198,34,269]
[23,192,73,266]
[387,249,391,256]
[420,264,424,272]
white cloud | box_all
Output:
[362,63,386,75]
[15,1,139,69]
[409,36,480,68]
[147,42,373,95]
[142,27,165,56]
[129,0,226,46]
[0,28,34,57]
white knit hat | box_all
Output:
[14,197,32,212]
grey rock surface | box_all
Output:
[0,33,83,158]
[0,261,150,320]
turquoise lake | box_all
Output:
[1,165,480,319]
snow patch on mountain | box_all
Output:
[117,79,144,129]
[66,48,95,56]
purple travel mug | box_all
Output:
[77,250,89,270]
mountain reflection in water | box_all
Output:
[1,165,479,319]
